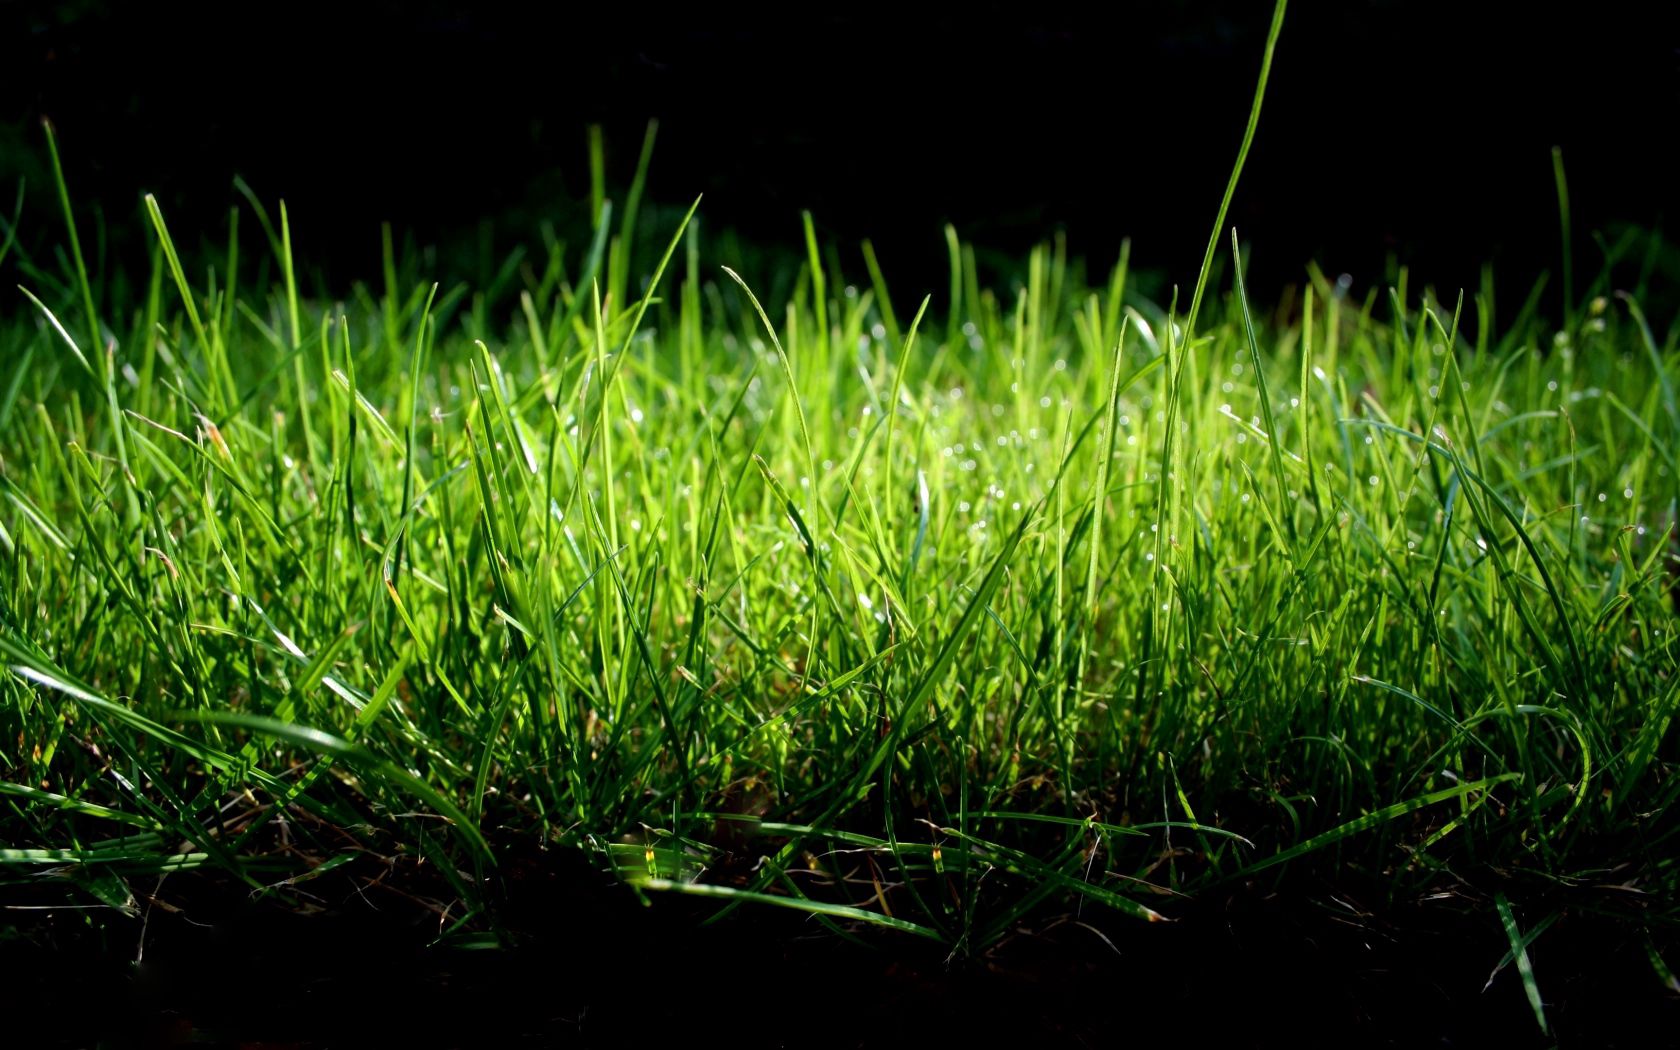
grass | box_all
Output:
[3,4,1679,1026]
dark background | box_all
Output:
[4,0,1678,314]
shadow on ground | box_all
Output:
[5,843,1675,1048]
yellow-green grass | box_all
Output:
[1,8,1675,1024]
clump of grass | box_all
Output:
[1,9,1677,1005]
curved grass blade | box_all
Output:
[1232,774,1519,878]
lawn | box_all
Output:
[2,7,1677,1043]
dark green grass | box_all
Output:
[3,5,1679,1027]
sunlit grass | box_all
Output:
[1,9,1676,1014]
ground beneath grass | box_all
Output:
[6,848,1674,1049]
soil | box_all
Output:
[4,844,1675,1049]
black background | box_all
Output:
[4,0,1678,312]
